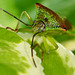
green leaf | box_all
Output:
[0,27,44,75]
[17,30,75,75]
[42,43,75,75]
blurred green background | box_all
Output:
[0,0,75,51]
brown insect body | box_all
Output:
[35,3,72,31]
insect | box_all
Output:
[0,3,72,67]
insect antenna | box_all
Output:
[0,8,32,27]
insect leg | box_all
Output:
[6,11,33,32]
[47,36,58,50]
[23,11,33,25]
[31,32,40,67]
[42,36,58,54]
[0,8,32,32]
[32,43,44,61]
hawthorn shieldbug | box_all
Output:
[0,3,72,67]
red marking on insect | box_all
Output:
[35,3,42,7]
[62,28,67,31]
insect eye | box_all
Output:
[44,18,48,22]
